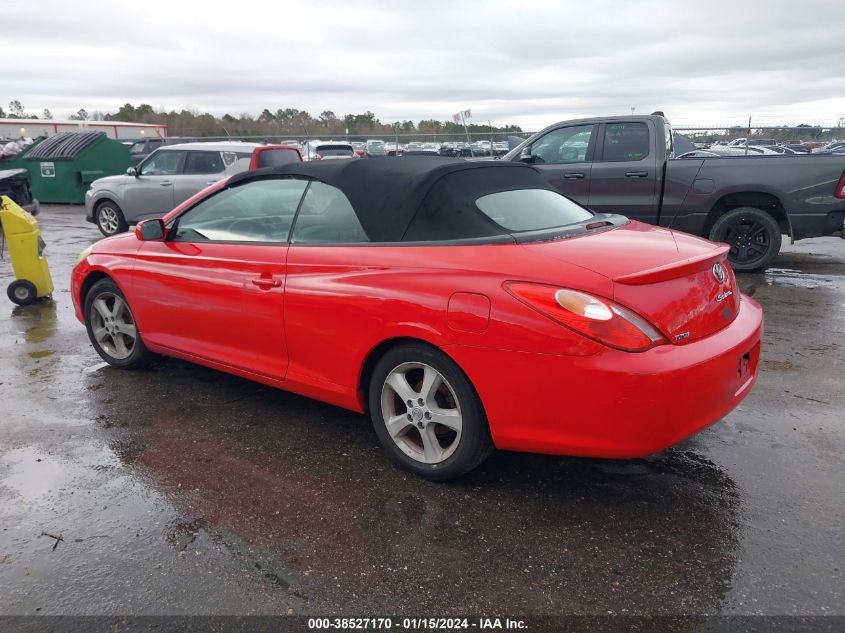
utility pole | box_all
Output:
[630,106,635,116]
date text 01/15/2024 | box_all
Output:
[307,617,527,630]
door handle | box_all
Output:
[625,171,648,178]
[159,180,173,186]
[251,277,282,290]
[563,172,585,179]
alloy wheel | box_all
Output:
[90,292,137,360]
[380,362,463,464]
[98,206,120,235]
[722,217,770,265]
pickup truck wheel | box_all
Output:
[709,207,782,272]
[95,201,128,237]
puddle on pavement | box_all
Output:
[0,444,123,501]
[763,267,836,289]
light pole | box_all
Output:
[630,107,636,116]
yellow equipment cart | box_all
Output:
[0,195,54,305]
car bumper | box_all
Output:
[71,264,86,323]
[84,190,95,223]
[447,295,764,458]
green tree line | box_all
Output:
[0,100,524,138]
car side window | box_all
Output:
[291,181,369,244]
[138,150,185,176]
[600,123,650,162]
[183,151,224,175]
[529,125,594,164]
[171,178,308,244]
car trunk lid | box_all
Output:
[519,222,740,344]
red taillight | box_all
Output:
[504,282,667,352]
[835,171,845,199]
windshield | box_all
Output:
[475,188,593,232]
[256,148,301,167]
[317,146,354,157]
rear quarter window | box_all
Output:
[475,188,593,232]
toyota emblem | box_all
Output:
[712,263,726,284]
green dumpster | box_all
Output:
[16,132,129,204]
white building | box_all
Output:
[0,118,168,141]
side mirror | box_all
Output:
[519,147,534,163]
[136,218,165,241]
[127,167,137,177]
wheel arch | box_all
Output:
[93,195,122,212]
[704,191,793,240]
[79,269,128,312]
[357,336,476,415]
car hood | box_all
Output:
[91,174,131,188]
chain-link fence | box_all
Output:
[176,124,843,147]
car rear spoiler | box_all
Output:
[614,244,730,285]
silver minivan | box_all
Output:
[86,142,264,236]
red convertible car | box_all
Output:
[72,158,763,480]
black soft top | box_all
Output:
[227,157,561,243]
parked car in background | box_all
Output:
[783,144,810,154]
[766,145,801,155]
[248,144,302,168]
[0,168,39,215]
[404,145,439,156]
[71,158,763,480]
[502,114,845,271]
[678,146,784,158]
[304,141,356,161]
[86,142,302,236]
[126,137,197,166]
[813,141,845,154]
[366,139,386,156]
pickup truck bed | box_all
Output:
[502,115,845,271]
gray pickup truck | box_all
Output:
[502,115,845,271]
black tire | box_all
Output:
[95,200,128,237]
[84,278,152,368]
[709,206,782,272]
[7,280,37,306]
[368,343,493,481]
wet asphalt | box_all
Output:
[0,205,842,616]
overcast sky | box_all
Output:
[3,0,844,130]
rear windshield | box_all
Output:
[475,188,593,232]
[257,148,301,167]
[317,146,354,156]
